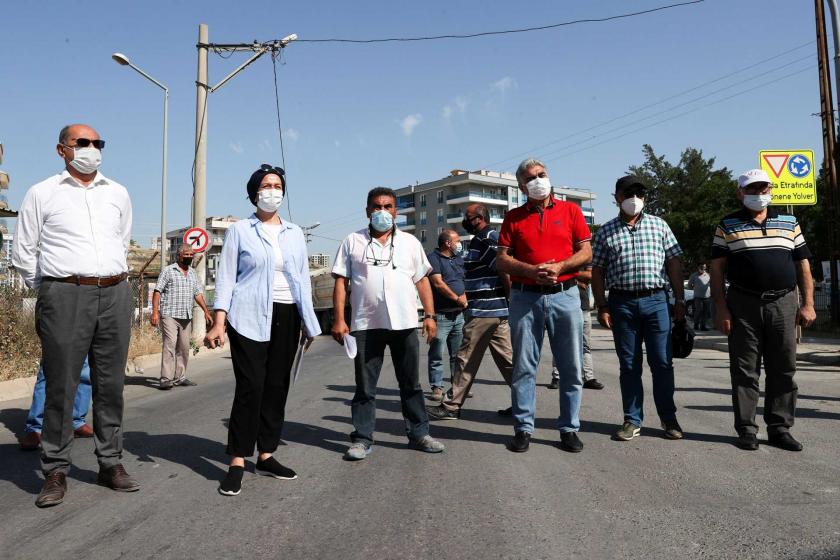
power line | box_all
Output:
[481,40,817,170]
[294,1,704,44]
[270,51,292,222]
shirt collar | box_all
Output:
[364,227,397,247]
[59,169,109,188]
[248,213,288,232]
[526,194,556,212]
[435,248,455,259]
[737,206,779,224]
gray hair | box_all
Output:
[515,158,547,183]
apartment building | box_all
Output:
[395,169,596,253]
[166,215,239,289]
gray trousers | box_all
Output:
[552,309,594,382]
[160,316,192,382]
[36,279,132,474]
[726,289,798,436]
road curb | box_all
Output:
[0,341,228,403]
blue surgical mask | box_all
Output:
[370,210,394,233]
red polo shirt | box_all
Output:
[498,196,591,285]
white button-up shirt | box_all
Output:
[12,170,132,289]
[332,228,431,332]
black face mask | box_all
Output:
[180,258,193,266]
[462,217,478,234]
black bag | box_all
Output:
[671,320,694,359]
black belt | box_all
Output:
[45,273,128,287]
[436,309,463,317]
[513,278,577,294]
[730,284,795,302]
[610,287,664,298]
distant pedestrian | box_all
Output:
[206,164,320,496]
[591,175,686,443]
[151,245,213,390]
[496,158,592,454]
[710,169,816,452]
[688,262,711,331]
[331,187,445,460]
[19,359,93,451]
[426,203,514,421]
[426,229,467,402]
[549,267,604,391]
[12,123,139,508]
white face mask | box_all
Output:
[453,242,463,254]
[525,176,551,200]
[257,189,284,212]
[742,193,772,211]
[68,146,102,174]
[620,196,644,216]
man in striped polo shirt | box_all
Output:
[710,168,816,452]
[426,203,514,420]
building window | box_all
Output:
[420,230,427,243]
[420,210,427,225]
[420,194,427,207]
[436,190,444,203]
[437,227,443,235]
[436,208,444,223]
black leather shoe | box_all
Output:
[559,432,584,453]
[735,432,758,451]
[507,431,530,453]
[497,406,513,417]
[35,471,66,508]
[768,432,803,452]
[583,379,604,390]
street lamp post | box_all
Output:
[112,53,169,273]
[301,221,321,243]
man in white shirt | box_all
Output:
[331,187,445,460]
[12,124,139,508]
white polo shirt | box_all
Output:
[332,228,431,332]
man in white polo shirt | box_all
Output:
[331,187,445,460]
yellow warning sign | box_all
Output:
[758,149,817,205]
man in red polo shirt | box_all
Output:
[497,158,592,453]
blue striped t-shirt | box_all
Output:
[464,227,508,318]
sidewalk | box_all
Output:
[692,331,840,367]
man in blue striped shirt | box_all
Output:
[427,203,514,420]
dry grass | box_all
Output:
[0,287,163,382]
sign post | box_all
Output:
[182,227,210,253]
[759,149,817,206]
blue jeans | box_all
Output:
[509,287,583,434]
[25,357,91,433]
[609,291,677,426]
[427,311,465,389]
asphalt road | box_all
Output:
[1,326,839,560]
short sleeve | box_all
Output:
[710,223,729,259]
[413,243,432,283]
[155,268,170,293]
[569,205,591,245]
[662,221,683,259]
[498,215,514,249]
[591,229,608,269]
[427,251,442,276]
[792,221,812,261]
[331,237,353,278]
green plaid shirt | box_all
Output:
[591,213,682,290]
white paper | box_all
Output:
[291,339,306,384]
[343,334,357,359]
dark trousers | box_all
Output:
[727,290,798,436]
[36,280,132,474]
[226,303,300,457]
[351,329,429,445]
[693,297,711,330]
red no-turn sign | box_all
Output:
[183,227,210,252]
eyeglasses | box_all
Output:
[259,163,285,175]
[620,186,647,198]
[64,138,105,149]
[365,239,395,268]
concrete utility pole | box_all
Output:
[815,1,840,325]
[191,24,298,341]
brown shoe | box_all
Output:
[35,471,67,508]
[97,464,140,492]
[74,424,94,438]
[19,431,41,451]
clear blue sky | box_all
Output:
[0,0,827,257]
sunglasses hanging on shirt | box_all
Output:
[365,238,396,269]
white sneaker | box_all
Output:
[343,442,372,461]
[408,435,445,453]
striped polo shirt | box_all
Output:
[464,227,508,318]
[711,208,811,292]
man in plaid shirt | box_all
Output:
[591,175,686,442]
[151,246,213,390]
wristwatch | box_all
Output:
[423,314,436,321]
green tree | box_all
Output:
[795,168,833,279]
[627,144,741,270]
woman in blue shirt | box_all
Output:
[205,164,321,496]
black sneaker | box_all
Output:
[736,432,758,451]
[426,404,460,421]
[547,378,559,390]
[583,378,604,390]
[767,432,803,452]
[507,431,530,453]
[559,432,584,453]
[256,456,298,480]
[218,465,244,496]
[497,406,513,417]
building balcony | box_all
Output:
[447,214,504,225]
[397,205,415,214]
[446,191,508,206]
